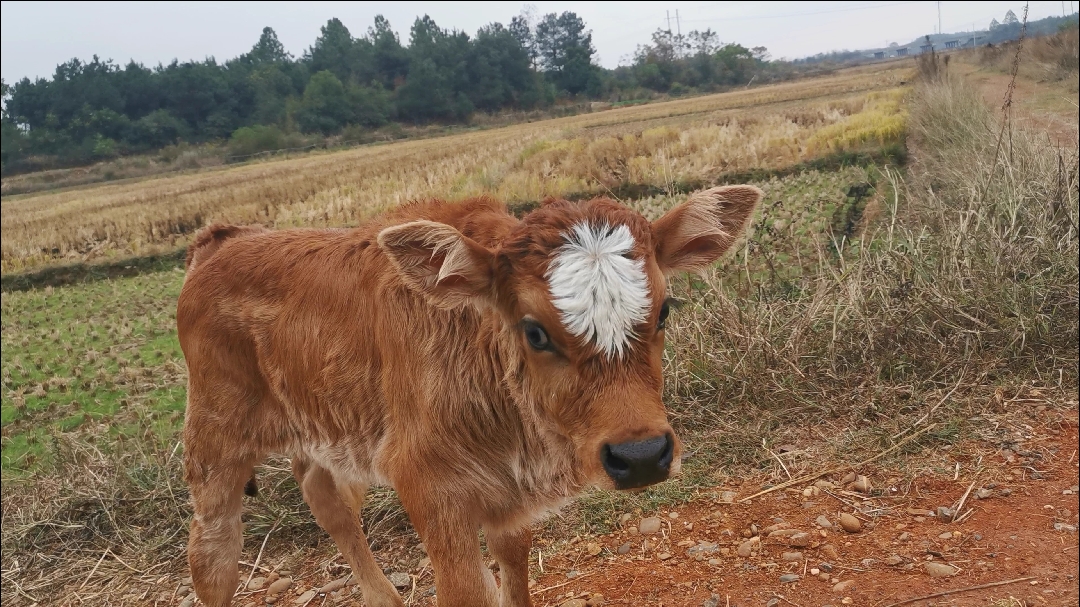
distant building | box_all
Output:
[920,44,934,53]
[874,51,886,59]
[945,40,960,49]
[896,47,909,56]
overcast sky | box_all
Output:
[1,1,1073,83]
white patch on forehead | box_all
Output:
[546,222,651,358]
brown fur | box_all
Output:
[177,187,762,607]
[184,224,268,272]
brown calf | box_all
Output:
[177,186,762,607]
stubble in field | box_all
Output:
[1,65,911,274]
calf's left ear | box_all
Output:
[650,185,763,275]
[377,220,495,310]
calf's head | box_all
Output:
[378,186,762,490]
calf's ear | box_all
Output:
[377,220,495,310]
[650,185,763,275]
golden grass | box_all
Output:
[1,63,911,274]
[803,88,908,156]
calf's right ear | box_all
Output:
[377,220,495,310]
[650,185,763,275]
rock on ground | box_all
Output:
[388,572,411,589]
[838,512,862,533]
[265,577,293,596]
[924,561,958,577]
[639,517,663,534]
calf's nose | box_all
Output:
[601,434,673,489]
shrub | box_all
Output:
[228,124,287,157]
[131,109,187,149]
[91,135,118,159]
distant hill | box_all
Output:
[796,12,1078,63]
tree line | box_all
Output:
[1,11,790,173]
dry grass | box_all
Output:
[653,67,1078,473]
[1029,23,1080,74]
[802,88,908,156]
[981,24,1080,85]
[0,144,228,198]
[3,60,1078,605]
[1,64,910,274]
[0,110,593,198]
[568,57,1078,527]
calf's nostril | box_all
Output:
[602,445,630,472]
[658,434,673,469]
[600,434,674,489]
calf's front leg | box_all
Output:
[486,525,533,607]
[399,493,498,607]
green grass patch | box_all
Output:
[1,268,187,475]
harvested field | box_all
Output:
[1,64,910,274]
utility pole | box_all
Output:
[666,10,671,33]
[676,9,681,36]
[938,1,942,35]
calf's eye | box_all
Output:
[657,300,671,330]
[523,321,550,351]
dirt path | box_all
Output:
[188,414,1080,607]
[519,422,1080,607]
[959,63,1078,147]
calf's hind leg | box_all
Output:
[293,458,404,607]
[185,449,255,607]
